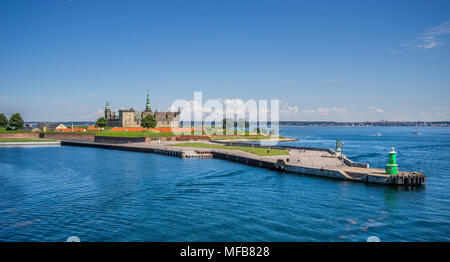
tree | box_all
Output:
[237,118,249,131]
[8,113,24,130]
[141,115,157,128]
[95,117,108,127]
[222,118,234,134]
[0,113,7,128]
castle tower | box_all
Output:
[386,147,398,175]
[145,91,151,112]
[105,101,112,119]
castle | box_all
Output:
[104,93,180,128]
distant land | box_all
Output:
[279,121,449,127]
[24,121,449,127]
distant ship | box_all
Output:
[410,131,421,135]
[374,133,382,137]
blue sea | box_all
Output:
[0,126,449,242]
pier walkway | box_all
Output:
[61,140,426,186]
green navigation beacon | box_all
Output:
[386,147,398,175]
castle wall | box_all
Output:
[107,119,120,127]
[119,111,140,127]
[104,100,180,128]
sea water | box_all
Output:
[0,126,449,241]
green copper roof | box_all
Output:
[146,91,151,110]
[105,101,110,110]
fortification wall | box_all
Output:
[146,137,178,142]
[0,133,40,138]
[39,133,96,142]
[176,135,211,141]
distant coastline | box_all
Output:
[24,121,449,128]
[279,121,449,127]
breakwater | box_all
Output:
[61,140,425,186]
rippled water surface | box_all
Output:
[0,126,449,241]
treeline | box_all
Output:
[0,113,25,130]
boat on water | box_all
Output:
[410,131,421,135]
[374,133,382,137]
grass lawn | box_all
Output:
[40,130,287,140]
[0,138,57,142]
[169,142,289,156]
[0,127,33,134]
[42,130,176,137]
[98,130,177,137]
[89,130,176,137]
[38,128,289,140]
[210,134,286,140]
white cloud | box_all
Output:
[332,107,347,113]
[166,99,449,122]
[280,101,299,114]
[302,106,329,116]
[417,21,450,49]
[399,21,450,51]
[169,98,274,121]
[434,106,449,121]
[316,106,329,116]
[369,106,384,114]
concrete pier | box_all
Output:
[61,140,426,186]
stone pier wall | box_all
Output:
[212,151,278,170]
[343,158,370,168]
[94,136,146,144]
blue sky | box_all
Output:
[0,0,449,121]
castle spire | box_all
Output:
[146,90,151,111]
[105,101,110,110]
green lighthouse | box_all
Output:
[386,147,398,175]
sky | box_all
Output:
[0,0,449,122]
